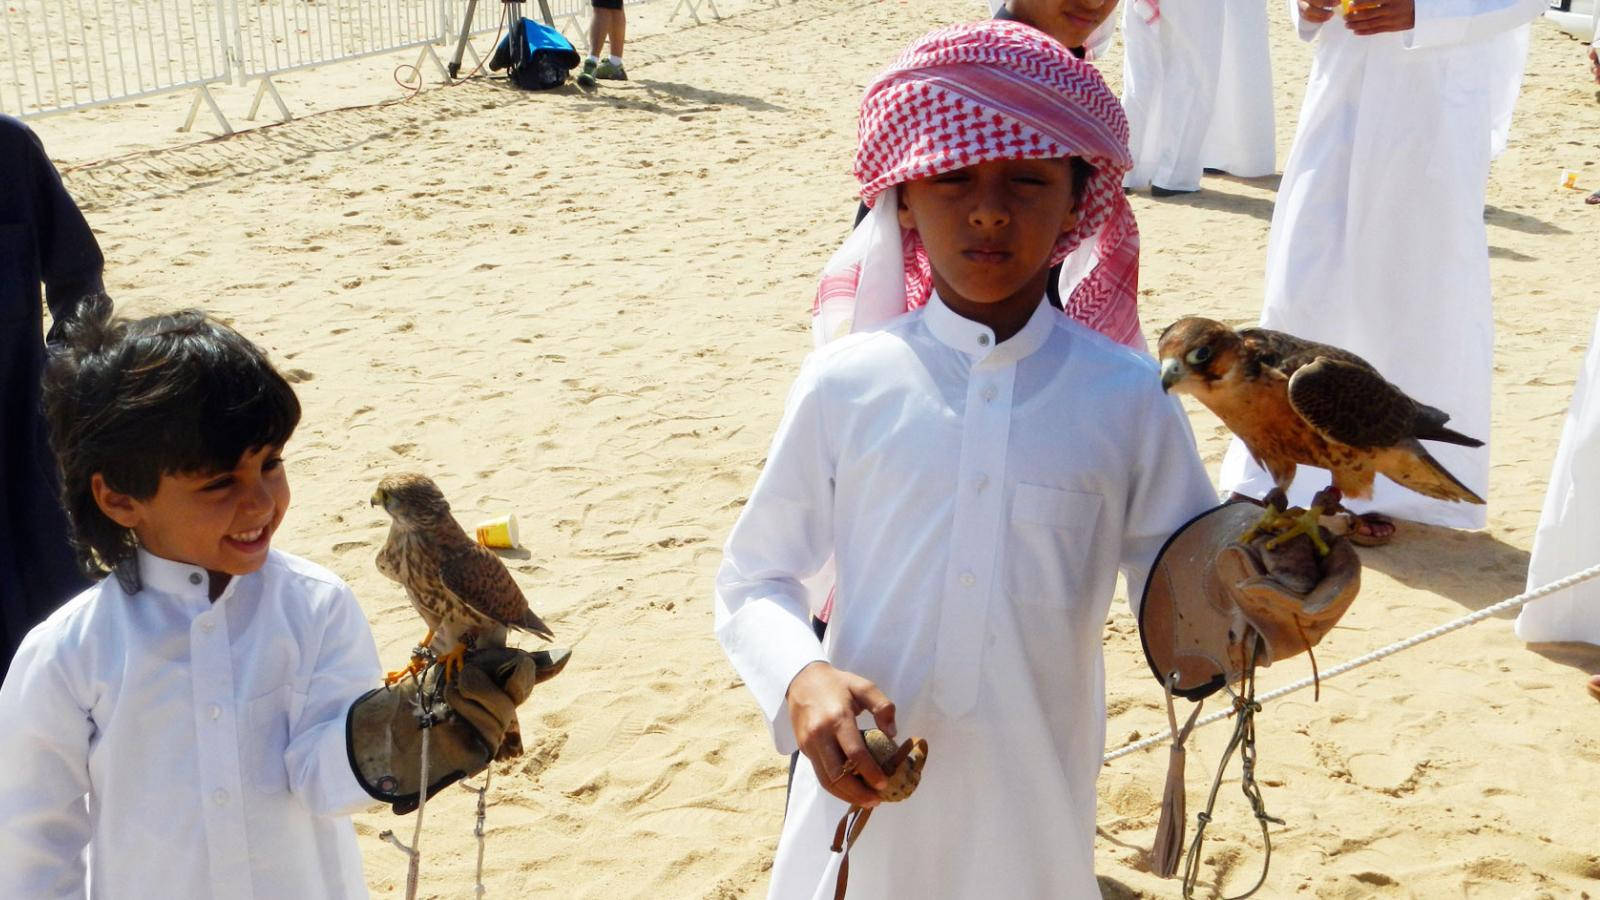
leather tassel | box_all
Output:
[1152,676,1202,878]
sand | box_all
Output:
[25,0,1600,895]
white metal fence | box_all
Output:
[3,0,233,122]
[0,0,670,130]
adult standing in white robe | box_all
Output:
[1120,0,1275,193]
[1218,0,1545,530]
[1514,308,1600,648]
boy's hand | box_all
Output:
[1588,46,1598,85]
[786,661,898,807]
[1297,0,1336,24]
[1343,0,1414,35]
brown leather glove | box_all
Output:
[1140,502,1360,700]
[347,646,569,814]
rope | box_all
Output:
[1105,560,1600,764]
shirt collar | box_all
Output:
[924,290,1055,367]
[135,548,236,606]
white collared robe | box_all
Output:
[1515,309,1600,645]
[1218,0,1545,527]
[0,549,381,899]
[1121,0,1275,191]
[715,295,1218,898]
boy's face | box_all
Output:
[898,157,1079,310]
[94,444,290,580]
[1009,0,1117,49]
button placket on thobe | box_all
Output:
[185,575,252,900]
[931,331,1013,717]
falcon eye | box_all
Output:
[1186,346,1214,366]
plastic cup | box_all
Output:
[1562,170,1581,190]
[475,513,521,550]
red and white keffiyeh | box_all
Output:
[814,19,1144,350]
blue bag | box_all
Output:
[489,18,579,90]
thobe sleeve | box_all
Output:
[284,582,384,816]
[18,123,104,325]
[1118,386,1218,616]
[714,356,834,755]
[0,624,93,899]
[1289,0,1326,42]
[1404,0,1544,49]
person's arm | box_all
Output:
[0,626,93,898]
[1119,383,1220,614]
[1292,0,1334,43]
[1343,0,1544,45]
[713,356,895,805]
[283,582,384,817]
[18,124,104,330]
[714,357,837,754]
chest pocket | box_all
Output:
[1005,483,1103,606]
[245,684,307,794]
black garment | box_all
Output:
[1,115,101,682]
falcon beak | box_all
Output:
[370,489,385,508]
[1159,357,1184,392]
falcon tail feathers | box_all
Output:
[1377,444,1486,504]
[515,608,556,641]
[1413,421,1484,449]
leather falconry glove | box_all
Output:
[347,645,570,814]
[1138,500,1360,880]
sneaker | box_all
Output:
[595,59,628,81]
[576,58,598,88]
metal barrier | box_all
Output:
[2,0,234,129]
[0,0,679,131]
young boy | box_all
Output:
[718,22,1218,896]
[0,305,532,898]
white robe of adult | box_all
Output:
[1218,0,1544,528]
[1515,308,1600,645]
[715,296,1217,899]
[1121,0,1275,191]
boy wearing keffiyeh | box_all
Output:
[714,21,1219,898]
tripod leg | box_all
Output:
[449,0,481,79]
[535,0,554,27]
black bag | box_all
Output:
[489,18,580,90]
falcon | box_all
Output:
[1157,317,1484,546]
[372,473,555,686]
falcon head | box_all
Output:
[371,473,452,529]
[1156,317,1245,396]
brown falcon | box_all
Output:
[372,473,555,684]
[1157,317,1484,547]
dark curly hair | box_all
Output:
[41,295,301,589]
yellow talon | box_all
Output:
[1262,502,1332,556]
[435,643,469,683]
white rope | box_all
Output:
[1104,560,1600,764]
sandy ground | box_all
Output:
[24,0,1600,895]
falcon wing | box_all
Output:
[1285,357,1418,449]
[439,543,554,639]
[1239,328,1375,378]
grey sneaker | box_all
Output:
[576,57,598,88]
[595,59,627,81]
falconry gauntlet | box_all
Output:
[1140,501,1361,700]
[347,646,566,814]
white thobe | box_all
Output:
[1121,0,1275,191]
[1515,309,1600,645]
[715,294,1218,899]
[0,549,382,899]
[1219,0,1544,527]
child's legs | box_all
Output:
[589,4,623,57]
